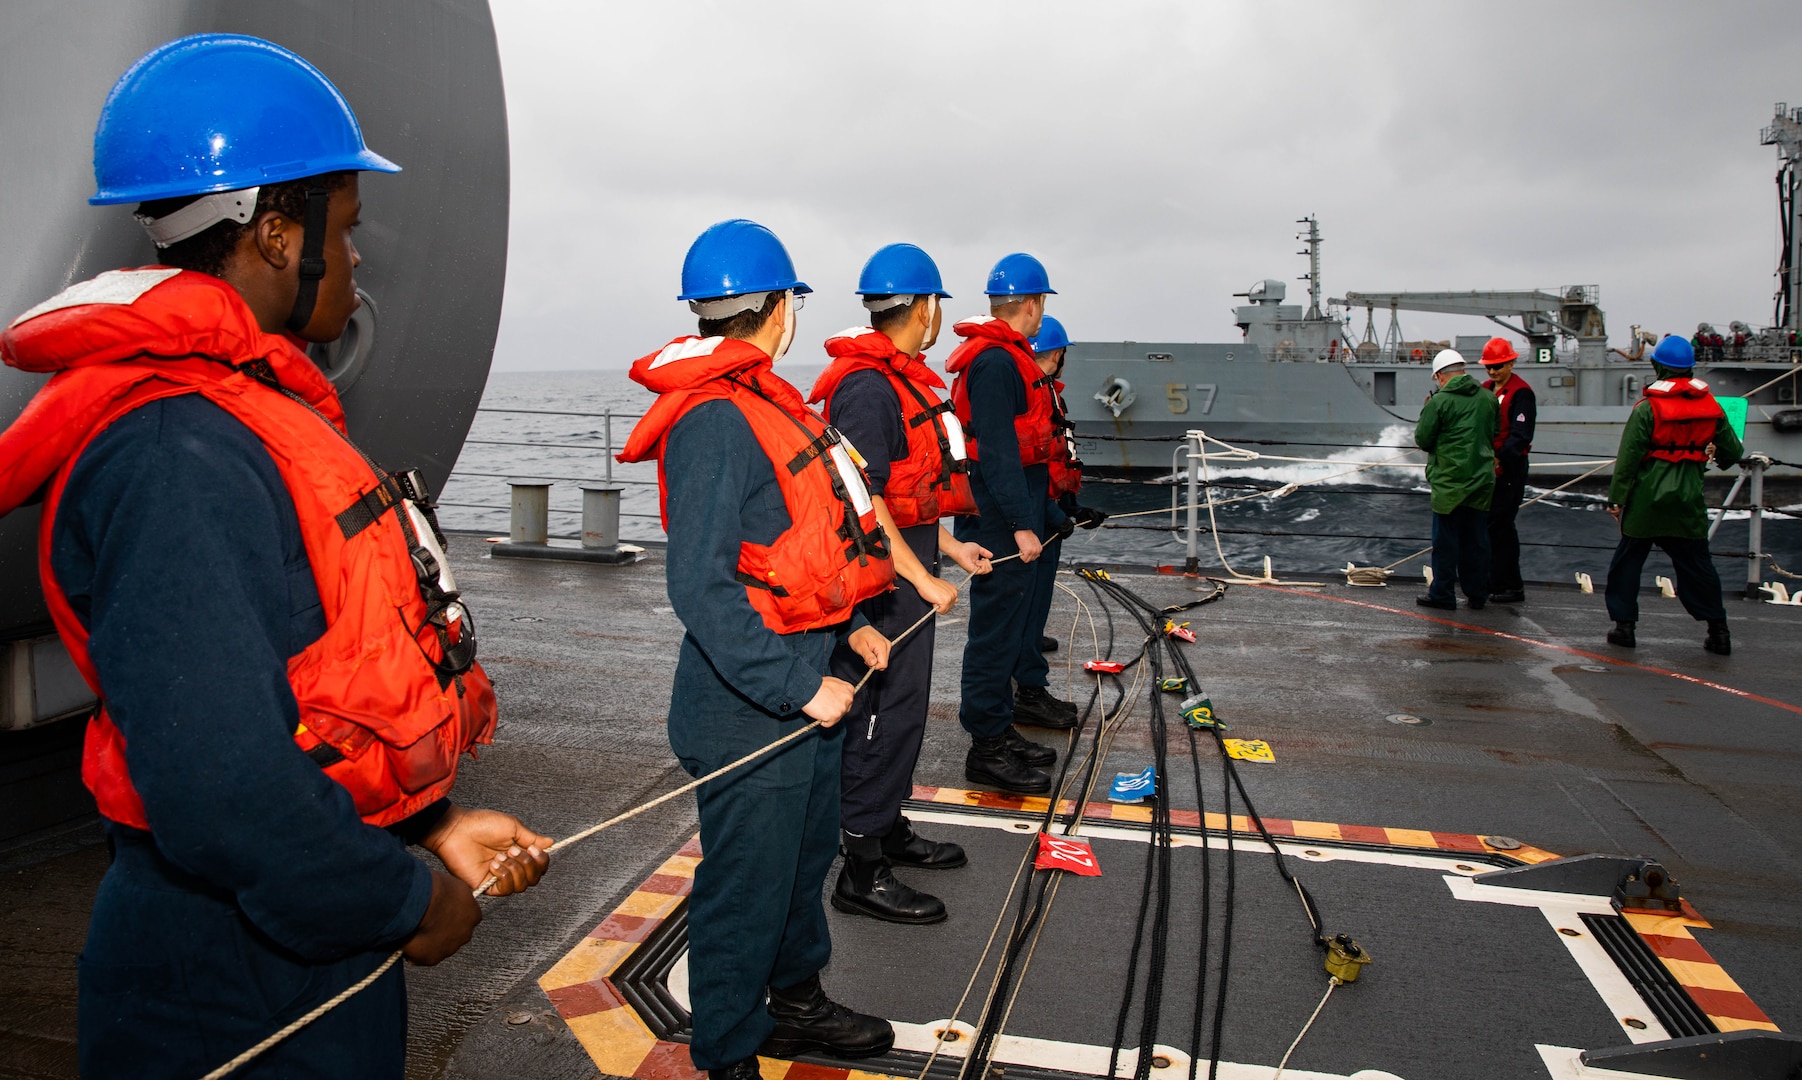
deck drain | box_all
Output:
[1580,664,1609,673]
[1559,928,1582,937]
[1386,713,1431,726]
[1482,835,1523,851]
[934,1029,963,1043]
[505,1010,534,1025]
[1623,1018,1647,1030]
[1151,1056,1173,1069]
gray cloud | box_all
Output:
[485,0,1802,370]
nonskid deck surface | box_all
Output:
[2,535,1800,1079]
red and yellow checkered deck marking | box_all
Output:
[1619,909,1781,1034]
[910,784,1564,863]
[540,790,1777,1077]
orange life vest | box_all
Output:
[1643,377,1725,463]
[1047,379,1083,497]
[1485,372,1533,455]
[0,269,495,830]
[620,336,894,634]
[808,328,977,528]
[945,316,1057,466]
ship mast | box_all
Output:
[1297,215,1323,320]
[1762,103,1802,333]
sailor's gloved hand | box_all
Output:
[422,803,553,897]
[1073,505,1108,530]
[1051,516,1077,541]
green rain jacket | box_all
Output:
[1606,393,1743,539]
[1415,373,1500,514]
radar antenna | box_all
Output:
[1297,215,1323,320]
[1761,102,1802,332]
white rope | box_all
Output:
[1270,977,1340,1080]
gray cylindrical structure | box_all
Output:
[1185,430,1203,574]
[581,485,623,551]
[508,480,551,545]
[1747,458,1766,598]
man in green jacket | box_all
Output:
[1603,336,1746,654]
[1415,349,1500,610]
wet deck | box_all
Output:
[3,535,1800,1079]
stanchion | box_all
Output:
[1746,456,1766,599]
[1185,429,1202,575]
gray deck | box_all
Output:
[3,534,1800,1079]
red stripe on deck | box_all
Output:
[1170,808,1201,828]
[781,1064,852,1080]
[1252,585,1802,716]
[637,1041,701,1080]
[1431,832,1490,853]
[545,979,626,1018]
[1685,987,1776,1025]
[677,836,704,858]
[1337,824,1391,845]
[1637,933,1715,965]
[638,873,694,896]
[592,913,660,943]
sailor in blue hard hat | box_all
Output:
[943,252,1079,796]
[804,242,993,927]
[1601,334,1747,654]
[620,219,896,1080]
[1020,316,1106,660]
[4,33,552,1077]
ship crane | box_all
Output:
[1329,286,1608,365]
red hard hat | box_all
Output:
[1481,337,1519,365]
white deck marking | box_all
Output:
[1444,877,1671,1044]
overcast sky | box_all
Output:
[485,1,1802,372]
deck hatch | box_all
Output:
[1581,911,1717,1039]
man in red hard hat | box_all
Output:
[1481,337,1536,604]
[0,35,550,1077]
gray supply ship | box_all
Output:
[1065,107,1802,479]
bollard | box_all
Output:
[1185,429,1203,575]
[508,480,551,545]
[1745,456,1766,598]
[581,485,623,552]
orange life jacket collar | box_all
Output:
[0,269,495,830]
[809,328,977,527]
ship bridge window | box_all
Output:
[1374,371,1397,406]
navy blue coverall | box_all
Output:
[825,371,939,839]
[661,399,866,1070]
[52,396,432,1079]
[953,348,1064,739]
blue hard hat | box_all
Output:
[90,34,399,206]
[985,252,1056,296]
[1654,335,1696,369]
[857,243,950,298]
[1031,315,1070,354]
[678,219,812,301]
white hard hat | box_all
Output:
[1431,349,1466,374]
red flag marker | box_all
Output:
[1035,833,1102,876]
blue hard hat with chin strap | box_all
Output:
[1653,335,1696,370]
[1031,315,1069,354]
[985,252,1056,296]
[679,219,812,302]
[857,243,950,298]
[90,33,399,206]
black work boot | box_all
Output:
[881,816,967,869]
[1704,620,1731,655]
[1607,621,1637,648]
[1013,685,1078,729]
[709,1059,762,1080]
[1004,726,1057,767]
[832,854,947,924]
[759,973,894,1059]
[1490,589,1526,604]
[1039,635,1058,652]
[965,734,1052,794]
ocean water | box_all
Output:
[443,369,1802,588]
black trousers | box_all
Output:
[1604,535,1727,624]
[831,524,938,838]
[1488,456,1528,593]
[1427,505,1490,604]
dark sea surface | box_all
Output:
[444,369,1802,589]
